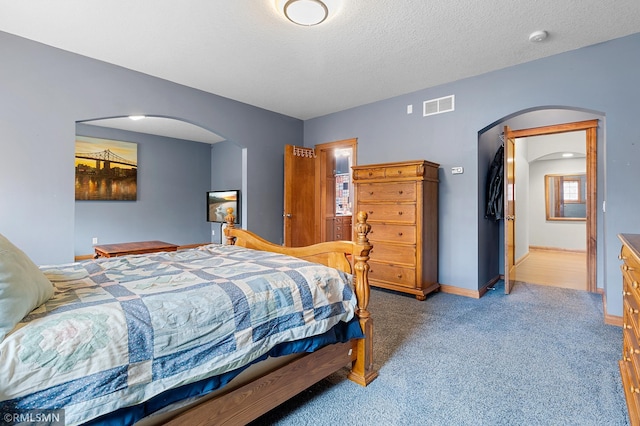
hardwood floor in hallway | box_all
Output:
[514,248,587,291]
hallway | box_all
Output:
[515,248,587,291]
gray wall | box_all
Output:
[210,140,244,244]
[304,33,640,317]
[0,31,302,266]
[74,123,212,256]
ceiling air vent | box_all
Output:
[423,95,455,117]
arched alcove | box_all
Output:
[477,106,605,293]
[73,116,245,257]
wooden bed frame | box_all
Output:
[159,210,377,425]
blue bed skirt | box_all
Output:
[86,318,363,426]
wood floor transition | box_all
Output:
[515,248,587,291]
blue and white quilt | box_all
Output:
[0,244,358,425]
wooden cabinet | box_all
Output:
[352,160,439,300]
[619,234,640,426]
[325,215,352,241]
[334,215,352,240]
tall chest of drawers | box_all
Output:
[352,160,439,300]
[619,233,640,425]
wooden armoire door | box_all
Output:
[283,145,316,247]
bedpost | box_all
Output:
[224,208,236,245]
[348,211,378,386]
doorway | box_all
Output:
[513,131,587,291]
[315,139,357,243]
[283,138,357,247]
[506,120,598,293]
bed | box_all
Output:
[0,210,376,425]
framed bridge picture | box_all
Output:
[75,136,138,200]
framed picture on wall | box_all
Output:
[207,190,240,223]
[75,136,138,200]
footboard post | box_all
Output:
[348,211,378,386]
[224,208,236,245]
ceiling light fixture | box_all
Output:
[282,0,329,26]
[528,30,548,43]
[128,115,146,121]
[562,153,574,157]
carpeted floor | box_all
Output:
[251,281,628,425]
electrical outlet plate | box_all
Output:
[451,166,464,174]
[92,237,98,245]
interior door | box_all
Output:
[283,145,316,247]
[504,126,517,294]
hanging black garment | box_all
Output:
[485,145,504,221]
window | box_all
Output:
[562,179,581,203]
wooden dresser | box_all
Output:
[620,233,640,425]
[334,215,352,241]
[352,160,439,300]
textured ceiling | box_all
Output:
[1,0,639,123]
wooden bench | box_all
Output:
[94,240,179,258]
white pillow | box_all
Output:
[0,233,54,341]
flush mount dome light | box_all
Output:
[284,0,329,26]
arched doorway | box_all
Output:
[478,107,605,295]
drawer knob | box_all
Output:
[368,171,373,176]
[398,232,403,236]
[369,191,374,195]
[624,323,633,330]
[398,211,403,216]
[398,190,403,195]
[624,291,632,296]
[623,265,635,272]
[397,274,403,279]
[369,210,374,214]
[632,386,640,394]
[397,170,402,174]
[620,254,627,260]
[630,307,639,315]
[634,281,639,289]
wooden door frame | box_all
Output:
[314,138,358,243]
[509,119,598,292]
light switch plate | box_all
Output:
[451,166,464,174]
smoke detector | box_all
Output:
[528,30,548,43]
